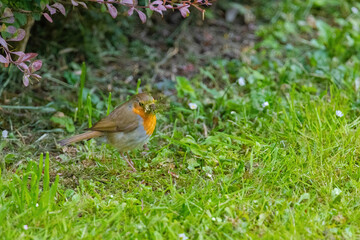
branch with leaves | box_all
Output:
[0,0,213,86]
[0,8,41,86]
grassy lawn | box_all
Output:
[1,0,360,239]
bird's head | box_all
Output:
[131,93,156,115]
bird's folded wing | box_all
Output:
[89,107,139,133]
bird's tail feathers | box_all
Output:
[58,131,103,146]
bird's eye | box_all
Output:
[139,102,144,107]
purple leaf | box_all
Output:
[71,0,79,6]
[135,8,146,23]
[6,25,16,34]
[11,51,25,57]
[149,0,167,16]
[78,2,88,8]
[106,3,118,19]
[196,0,212,6]
[13,52,25,63]
[19,62,29,71]
[128,7,134,16]
[178,5,190,18]
[23,74,30,87]
[22,53,38,62]
[2,8,13,18]
[31,73,42,79]
[150,1,165,6]
[2,16,15,23]
[8,29,26,42]
[43,13,53,23]
[122,0,137,5]
[46,4,57,15]
[5,54,10,67]
[1,9,14,23]
[0,54,9,64]
[52,3,66,16]
[31,60,42,72]
[0,36,8,50]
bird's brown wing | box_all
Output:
[89,103,139,133]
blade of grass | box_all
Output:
[87,94,92,128]
[76,62,86,122]
[49,175,59,209]
[107,92,112,115]
[136,79,141,94]
[43,152,50,192]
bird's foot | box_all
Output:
[120,152,137,172]
[124,155,137,172]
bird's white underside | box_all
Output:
[105,117,150,152]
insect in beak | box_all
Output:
[144,103,156,113]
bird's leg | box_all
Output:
[141,144,149,156]
[120,152,137,172]
[143,143,149,151]
[126,153,135,166]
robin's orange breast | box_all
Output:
[132,107,156,135]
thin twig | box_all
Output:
[15,129,26,144]
[35,134,48,143]
[203,122,208,138]
[0,105,56,112]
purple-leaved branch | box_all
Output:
[0,0,213,86]
[0,8,41,86]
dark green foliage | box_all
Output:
[1,0,44,11]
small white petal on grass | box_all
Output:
[110,195,114,198]
[212,217,216,221]
[23,225,28,230]
[336,110,344,117]
[332,188,342,199]
[206,173,214,181]
[257,213,266,226]
[262,101,269,108]
[2,130,8,138]
[188,103,198,110]
[355,77,360,91]
[332,188,342,196]
[179,233,188,240]
[230,111,236,115]
[351,7,359,14]
[237,77,246,86]
[35,203,39,207]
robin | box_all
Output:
[58,92,157,172]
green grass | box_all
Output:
[2,0,360,238]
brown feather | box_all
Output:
[58,131,103,146]
[89,100,139,133]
